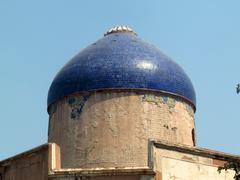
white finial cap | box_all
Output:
[104,25,137,36]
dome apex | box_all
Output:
[104,25,137,36]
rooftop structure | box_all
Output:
[0,26,238,180]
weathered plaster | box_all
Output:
[48,91,195,168]
[151,140,239,180]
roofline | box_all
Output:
[150,139,240,162]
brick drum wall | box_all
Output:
[48,91,195,168]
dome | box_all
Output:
[48,26,196,110]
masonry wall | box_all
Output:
[0,145,49,180]
[62,176,139,180]
[48,91,195,168]
[153,143,235,180]
[49,174,154,180]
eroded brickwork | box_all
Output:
[48,91,195,168]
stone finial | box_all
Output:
[104,25,137,36]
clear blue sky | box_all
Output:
[1,0,240,160]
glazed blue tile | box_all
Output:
[48,32,196,109]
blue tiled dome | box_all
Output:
[48,26,196,109]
